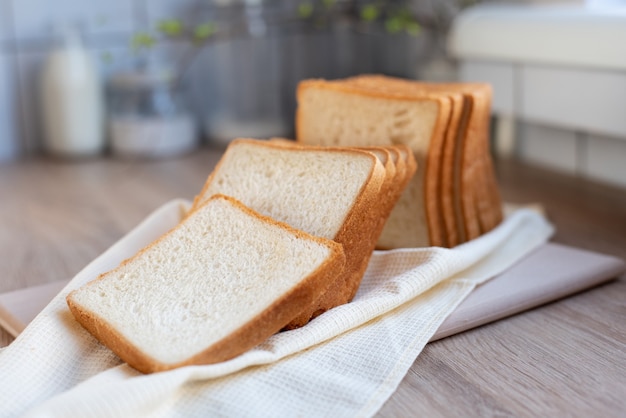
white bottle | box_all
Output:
[40,26,104,157]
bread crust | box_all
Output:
[357,147,397,247]
[342,145,415,300]
[431,82,502,237]
[437,93,465,247]
[375,144,417,250]
[67,195,346,373]
[444,95,471,245]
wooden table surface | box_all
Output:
[1,147,624,416]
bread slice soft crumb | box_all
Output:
[67,194,345,373]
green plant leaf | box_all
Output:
[385,17,403,33]
[193,22,216,43]
[360,4,379,22]
[396,8,413,22]
[157,19,183,37]
[405,21,421,36]
[131,32,156,51]
[298,2,313,18]
[322,0,336,9]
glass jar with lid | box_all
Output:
[107,70,197,158]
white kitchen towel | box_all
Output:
[0,200,554,417]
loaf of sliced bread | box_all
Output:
[193,139,387,328]
[296,75,502,248]
[346,75,503,244]
[296,78,451,248]
[66,194,345,373]
[342,75,471,246]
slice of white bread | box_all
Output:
[66,195,345,373]
[296,78,451,248]
[192,139,387,328]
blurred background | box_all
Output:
[0,0,624,189]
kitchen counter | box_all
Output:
[1,147,624,416]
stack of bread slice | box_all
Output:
[296,74,503,249]
[192,138,416,328]
[67,139,416,372]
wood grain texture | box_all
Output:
[0,149,624,416]
[0,152,220,290]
